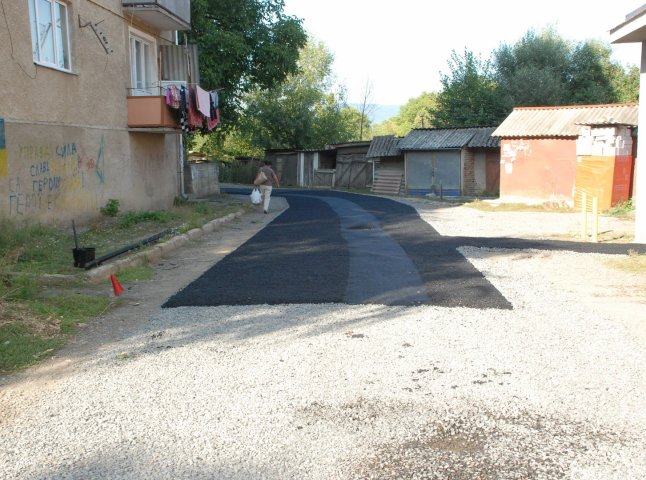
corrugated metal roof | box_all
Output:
[492,103,639,138]
[467,127,500,148]
[366,135,402,158]
[399,127,499,151]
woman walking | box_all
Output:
[257,160,280,213]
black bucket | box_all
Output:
[73,247,96,268]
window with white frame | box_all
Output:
[129,30,157,96]
[28,0,71,71]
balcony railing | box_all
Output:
[122,1,191,31]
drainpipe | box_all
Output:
[178,134,188,199]
[176,31,188,200]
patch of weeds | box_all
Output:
[0,323,64,373]
[1,275,40,301]
[0,221,68,274]
[606,198,634,218]
[174,196,190,207]
[192,202,212,215]
[605,249,646,274]
[115,266,153,283]
[0,274,110,372]
[119,210,173,228]
[29,294,111,334]
[100,199,120,217]
[0,196,245,373]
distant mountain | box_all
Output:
[350,104,401,124]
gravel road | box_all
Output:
[1,195,645,479]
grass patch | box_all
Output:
[29,294,111,334]
[0,323,64,373]
[0,274,111,372]
[115,266,154,283]
[605,250,646,274]
[1,199,243,276]
[0,196,245,374]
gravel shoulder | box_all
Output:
[1,194,645,480]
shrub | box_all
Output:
[100,199,120,217]
[607,198,634,217]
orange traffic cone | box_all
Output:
[110,274,124,296]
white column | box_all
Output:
[298,152,304,187]
[636,42,646,243]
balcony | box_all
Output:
[122,1,191,31]
[127,92,180,131]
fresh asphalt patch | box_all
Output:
[163,190,645,310]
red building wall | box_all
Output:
[499,138,577,205]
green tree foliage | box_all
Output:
[372,119,398,137]
[372,92,437,137]
[185,0,307,129]
[612,64,640,103]
[493,28,571,109]
[432,49,506,128]
[431,29,639,128]
[240,39,364,149]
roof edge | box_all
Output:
[512,103,638,111]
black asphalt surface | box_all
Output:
[162,189,645,310]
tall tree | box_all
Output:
[493,28,571,110]
[493,28,639,109]
[240,39,359,149]
[372,92,437,137]
[432,49,506,127]
[185,0,307,129]
[431,28,640,128]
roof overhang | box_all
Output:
[610,5,646,43]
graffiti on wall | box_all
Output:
[6,135,106,216]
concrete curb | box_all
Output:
[81,209,245,284]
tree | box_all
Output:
[240,39,361,149]
[184,0,307,130]
[371,92,437,137]
[356,79,377,140]
[429,28,640,128]
[397,92,438,132]
[611,64,640,103]
[432,49,506,127]
[493,28,639,109]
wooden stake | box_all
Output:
[581,192,587,241]
[592,196,599,243]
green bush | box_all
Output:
[607,198,634,217]
[100,199,120,217]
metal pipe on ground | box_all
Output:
[83,228,175,270]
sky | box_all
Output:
[282,0,644,107]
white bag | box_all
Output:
[250,188,262,205]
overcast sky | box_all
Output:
[283,0,644,106]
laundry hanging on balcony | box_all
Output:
[165,84,221,134]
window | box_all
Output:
[129,31,157,96]
[29,0,71,71]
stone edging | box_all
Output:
[82,210,245,284]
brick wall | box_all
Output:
[463,149,476,196]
